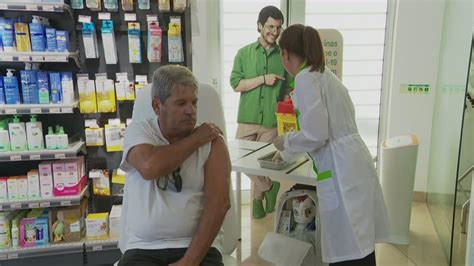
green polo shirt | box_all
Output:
[230,40,291,128]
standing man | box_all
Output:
[230,6,290,219]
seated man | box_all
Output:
[118,65,231,266]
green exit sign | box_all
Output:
[400,84,431,94]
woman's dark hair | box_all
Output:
[257,6,284,32]
[278,24,325,73]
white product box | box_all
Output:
[52,162,66,197]
[39,162,54,198]
[109,205,122,240]
[17,176,28,200]
[0,178,8,201]
[27,170,40,199]
[7,177,19,200]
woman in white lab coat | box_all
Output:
[274,24,390,265]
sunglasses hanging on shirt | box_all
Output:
[157,167,182,192]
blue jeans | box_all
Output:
[118,247,223,266]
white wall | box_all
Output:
[191,0,220,90]
[381,0,445,192]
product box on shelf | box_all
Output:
[49,197,88,243]
[17,176,28,200]
[86,212,108,241]
[19,210,49,247]
[7,177,19,201]
[109,205,122,240]
[27,170,40,199]
[39,162,54,198]
[53,157,86,196]
[0,177,8,201]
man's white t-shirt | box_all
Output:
[118,118,223,253]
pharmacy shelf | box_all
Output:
[0,2,67,12]
[0,51,79,63]
[0,101,79,115]
[0,184,88,211]
[0,238,118,260]
[0,141,85,162]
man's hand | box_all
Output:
[264,74,285,86]
[192,123,223,145]
[273,134,286,151]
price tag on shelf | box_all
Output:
[61,200,71,206]
[78,15,92,24]
[146,15,158,22]
[40,202,50,208]
[10,203,21,209]
[19,55,31,62]
[0,55,13,62]
[5,109,17,114]
[28,203,39,208]
[30,108,42,114]
[42,4,54,11]
[29,154,41,160]
[32,55,44,61]
[98,12,111,20]
[124,13,137,21]
[62,107,73,113]
[44,55,61,62]
[10,155,21,161]
[92,245,103,251]
[7,253,18,259]
[0,3,7,9]
[26,4,38,11]
[0,254,6,260]
[49,107,60,113]
[55,153,66,159]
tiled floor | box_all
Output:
[224,190,467,266]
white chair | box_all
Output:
[130,83,239,260]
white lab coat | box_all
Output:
[281,67,390,263]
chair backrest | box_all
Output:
[132,83,238,255]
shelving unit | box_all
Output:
[0,184,88,211]
[0,0,192,264]
[0,141,85,162]
[0,238,118,260]
[0,101,79,115]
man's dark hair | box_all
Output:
[257,6,284,32]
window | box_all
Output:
[305,0,388,155]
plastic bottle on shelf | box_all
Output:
[11,219,19,248]
[26,115,44,150]
[56,126,69,149]
[0,120,10,152]
[4,69,21,105]
[45,126,57,150]
[8,115,27,151]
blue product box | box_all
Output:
[56,30,69,52]
[29,23,46,52]
[46,28,57,52]
[49,72,62,103]
[20,70,39,104]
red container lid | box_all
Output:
[277,100,295,114]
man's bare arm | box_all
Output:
[127,123,222,180]
[173,137,231,265]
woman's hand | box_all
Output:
[272,151,284,163]
[273,135,286,151]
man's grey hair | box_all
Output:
[151,65,198,103]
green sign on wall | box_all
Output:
[400,84,431,94]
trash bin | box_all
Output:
[380,134,419,245]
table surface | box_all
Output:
[231,143,316,186]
